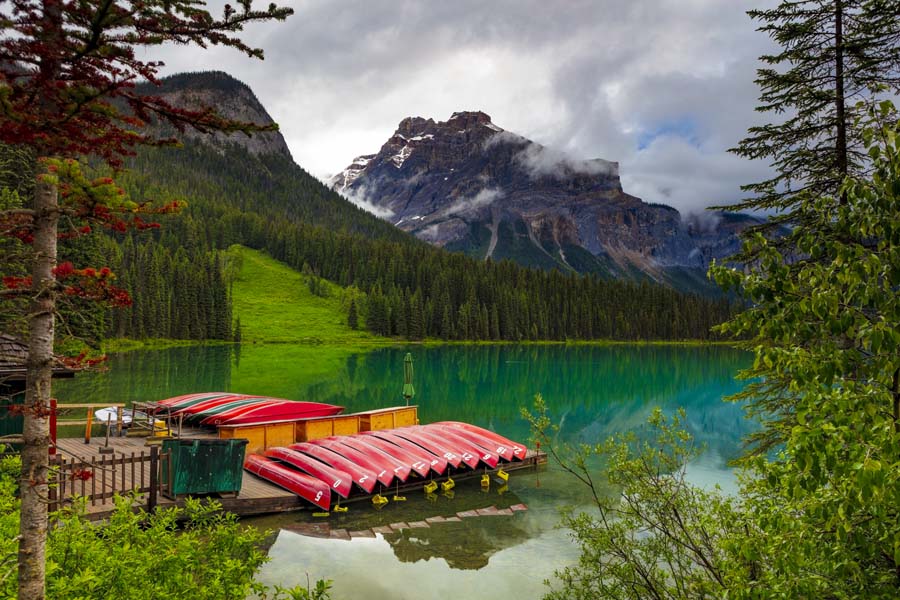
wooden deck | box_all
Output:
[52,434,545,521]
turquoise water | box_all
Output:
[56,344,752,599]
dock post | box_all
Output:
[84,408,93,444]
[148,445,159,512]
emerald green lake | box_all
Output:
[56,344,752,599]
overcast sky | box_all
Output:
[156,0,778,216]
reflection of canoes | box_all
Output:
[363,430,450,474]
[243,455,331,510]
[434,421,527,460]
[289,443,378,493]
[264,447,353,499]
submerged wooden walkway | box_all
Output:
[52,433,545,520]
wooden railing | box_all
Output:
[49,446,169,513]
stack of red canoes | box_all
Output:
[243,421,528,510]
[155,392,344,426]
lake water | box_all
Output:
[55,344,752,599]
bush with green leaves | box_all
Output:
[0,451,330,600]
[527,110,900,599]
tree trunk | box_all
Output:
[17,168,58,600]
[834,0,848,193]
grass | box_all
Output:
[230,247,387,345]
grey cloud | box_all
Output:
[156,0,781,215]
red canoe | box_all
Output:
[214,401,344,426]
[289,443,378,493]
[352,435,432,477]
[429,426,500,468]
[330,437,413,482]
[158,392,237,409]
[434,421,527,460]
[428,424,515,463]
[244,455,331,510]
[308,439,396,486]
[171,396,254,416]
[198,399,279,425]
[362,430,449,474]
[404,427,483,469]
[388,429,462,469]
[264,447,353,499]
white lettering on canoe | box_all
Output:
[462,452,474,461]
[378,470,387,477]
[413,461,427,470]
[332,479,342,488]
[314,491,323,502]
[359,475,368,484]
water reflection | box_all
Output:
[56,343,752,599]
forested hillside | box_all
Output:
[0,72,737,344]
[103,136,736,342]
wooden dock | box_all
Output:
[52,433,545,521]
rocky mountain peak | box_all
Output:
[142,71,292,159]
[330,111,762,292]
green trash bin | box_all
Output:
[161,438,248,499]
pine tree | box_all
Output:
[728,0,900,221]
[347,298,358,330]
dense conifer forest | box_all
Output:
[2,139,736,343]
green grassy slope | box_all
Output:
[230,246,382,345]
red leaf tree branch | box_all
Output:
[0,2,292,598]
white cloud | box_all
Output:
[155,0,780,215]
[443,187,504,216]
[339,185,395,220]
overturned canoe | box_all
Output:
[427,424,516,463]
[387,429,462,469]
[264,447,353,499]
[289,443,378,494]
[171,396,256,416]
[244,454,331,510]
[433,421,527,460]
[214,401,344,426]
[361,430,449,475]
[308,439,395,486]
[352,435,432,477]
[157,392,238,409]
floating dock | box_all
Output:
[51,405,545,520]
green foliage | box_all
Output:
[524,398,744,599]
[0,467,328,600]
[530,115,900,599]
[230,247,380,344]
[728,0,900,219]
[709,109,900,597]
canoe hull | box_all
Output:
[264,447,353,499]
[434,421,527,460]
[289,443,378,493]
[243,455,331,510]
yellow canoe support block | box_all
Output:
[481,473,491,488]
[423,481,438,494]
[333,504,348,513]
[440,477,455,492]
[372,494,389,507]
[312,512,330,518]
[496,468,509,482]
[393,494,407,502]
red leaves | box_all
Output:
[3,276,32,290]
[70,469,93,482]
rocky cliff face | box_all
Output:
[331,111,759,290]
[143,71,292,159]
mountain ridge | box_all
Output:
[331,111,759,292]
